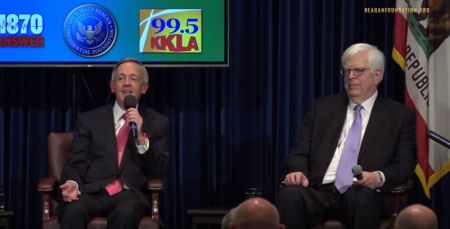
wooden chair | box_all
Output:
[37,132,164,229]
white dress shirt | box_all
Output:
[322,91,384,184]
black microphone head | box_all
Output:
[123,95,137,109]
[352,165,363,176]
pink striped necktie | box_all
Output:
[116,114,129,166]
[105,113,129,196]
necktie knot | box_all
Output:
[354,104,362,113]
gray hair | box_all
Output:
[111,57,149,84]
[341,43,385,75]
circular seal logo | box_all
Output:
[64,4,117,57]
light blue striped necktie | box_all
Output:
[335,104,363,193]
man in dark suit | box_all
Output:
[278,43,417,229]
[59,58,170,229]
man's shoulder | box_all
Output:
[376,96,414,114]
[78,105,112,121]
[141,108,170,124]
[140,108,170,135]
[78,105,111,118]
[142,108,167,118]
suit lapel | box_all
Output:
[358,96,388,161]
[99,106,119,169]
[327,95,348,159]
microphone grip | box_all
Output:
[352,165,363,180]
[130,122,137,138]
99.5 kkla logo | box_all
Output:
[139,9,201,53]
[64,4,117,57]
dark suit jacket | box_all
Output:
[283,94,416,192]
[60,105,170,207]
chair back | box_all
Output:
[47,132,73,181]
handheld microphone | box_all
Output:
[123,95,138,138]
[352,165,363,180]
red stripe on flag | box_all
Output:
[393,13,407,58]
[404,90,432,178]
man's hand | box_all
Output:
[59,181,80,202]
[283,172,309,187]
[355,171,382,190]
[126,108,146,144]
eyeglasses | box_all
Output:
[341,67,370,77]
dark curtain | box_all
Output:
[0,0,449,228]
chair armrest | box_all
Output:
[146,179,164,222]
[387,179,414,228]
[37,177,57,193]
[390,180,414,195]
[147,179,164,191]
[37,177,57,221]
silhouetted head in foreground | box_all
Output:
[394,204,438,229]
[225,197,285,229]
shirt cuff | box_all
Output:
[376,171,385,187]
[136,136,149,154]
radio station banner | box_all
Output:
[0,0,226,66]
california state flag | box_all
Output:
[392,0,450,198]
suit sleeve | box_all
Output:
[60,117,91,191]
[379,108,417,192]
[143,114,170,179]
[283,103,315,178]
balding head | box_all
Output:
[395,204,438,229]
[222,208,236,229]
[230,197,284,229]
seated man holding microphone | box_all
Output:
[58,58,170,229]
[278,43,417,229]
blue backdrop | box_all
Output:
[0,0,449,228]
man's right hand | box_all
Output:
[59,181,80,202]
[283,172,309,187]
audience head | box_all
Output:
[227,197,285,229]
[394,204,438,229]
[221,207,236,229]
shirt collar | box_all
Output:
[113,102,126,124]
[348,90,377,114]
